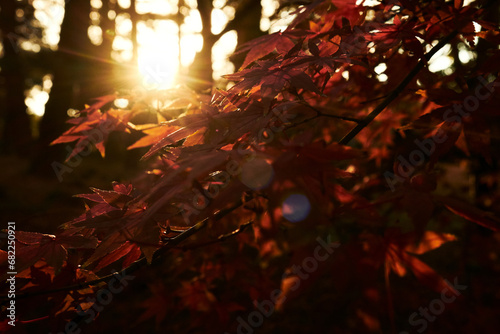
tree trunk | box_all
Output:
[0,0,33,155]
[39,0,94,143]
[230,0,264,71]
[187,0,215,91]
[35,0,108,175]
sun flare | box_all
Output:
[17,0,271,117]
[137,20,180,89]
[132,9,205,89]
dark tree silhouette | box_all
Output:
[0,0,33,154]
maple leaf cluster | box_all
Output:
[2,0,500,333]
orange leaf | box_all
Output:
[405,231,457,255]
[402,252,458,294]
[240,33,295,69]
[128,125,180,150]
[437,196,500,231]
[94,242,137,272]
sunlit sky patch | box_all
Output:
[25,75,53,117]
[213,30,237,81]
[32,0,65,49]
[136,0,179,15]
[260,0,279,31]
[374,62,387,82]
[428,44,454,73]
[179,9,203,68]
[114,98,130,109]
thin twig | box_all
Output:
[174,221,254,250]
[359,94,389,105]
[338,29,459,145]
[286,103,364,130]
[308,105,364,123]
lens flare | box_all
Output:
[240,158,274,190]
[282,194,311,223]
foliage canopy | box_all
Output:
[2,0,500,333]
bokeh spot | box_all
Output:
[282,194,311,222]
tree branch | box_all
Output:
[173,221,254,250]
[2,199,244,300]
[306,104,364,123]
[338,29,459,145]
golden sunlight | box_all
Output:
[22,0,282,116]
[130,1,238,89]
[137,20,180,89]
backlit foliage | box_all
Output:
[2,1,500,333]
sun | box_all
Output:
[138,52,178,89]
[136,20,180,89]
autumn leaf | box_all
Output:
[51,107,130,160]
[404,231,457,254]
[1,231,98,277]
[237,32,295,69]
[385,230,458,293]
[94,242,141,272]
[128,124,181,150]
[437,196,500,231]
